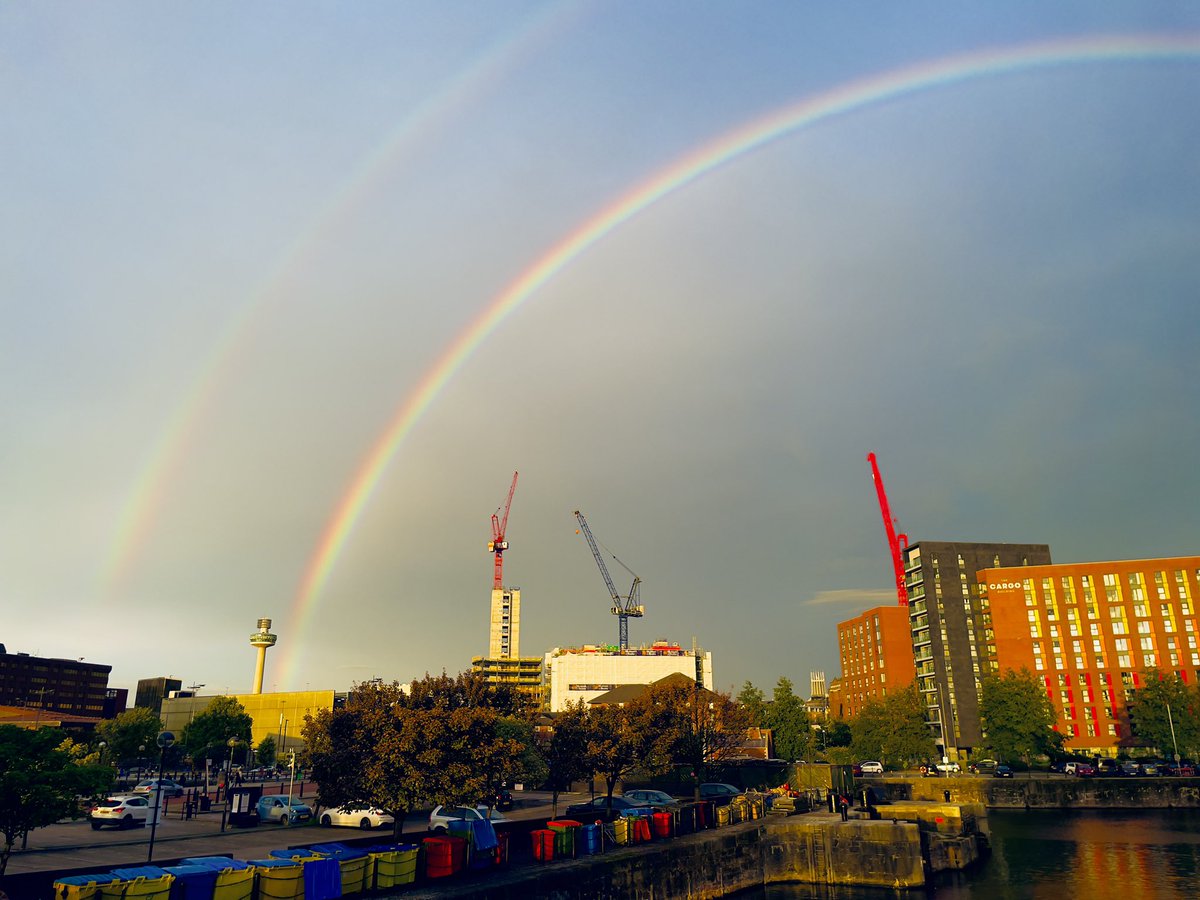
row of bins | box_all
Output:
[531,795,771,862]
[52,844,421,900]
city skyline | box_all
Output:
[3,4,1198,697]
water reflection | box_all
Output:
[755,809,1200,900]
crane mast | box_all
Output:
[867,452,908,607]
[488,471,519,590]
[574,510,644,650]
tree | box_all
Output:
[255,735,277,768]
[851,684,936,768]
[979,669,1063,764]
[95,707,162,768]
[585,701,660,812]
[541,705,591,818]
[1128,670,1200,761]
[736,681,767,728]
[766,677,811,761]
[0,727,110,878]
[645,678,753,796]
[303,675,524,838]
[181,697,253,768]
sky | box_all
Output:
[2,2,1198,701]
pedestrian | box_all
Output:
[839,793,849,822]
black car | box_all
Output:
[564,795,640,821]
[488,788,513,811]
[993,765,1015,778]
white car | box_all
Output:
[428,804,508,834]
[319,806,395,829]
[90,794,151,830]
[858,761,884,775]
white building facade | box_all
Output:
[544,641,714,711]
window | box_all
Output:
[1138,621,1152,635]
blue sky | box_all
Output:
[2,3,1197,699]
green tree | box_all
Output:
[585,700,661,813]
[541,705,591,818]
[1128,670,1200,761]
[851,684,936,769]
[979,669,1063,764]
[181,697,253,769]
[645,678,753,796]
[255,735,277,768]
[766,677,811,761]
[736,681,767,728]
[95,707,162,768]
[0,727,111,877]
[303,676,524,838]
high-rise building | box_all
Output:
[489,588,520,658]
[544,640,713,712]
[0,647,112,717]
[135,677,183,716]
[904,540,1053,756]
[980,556,1200,755]
[836,606,916,719]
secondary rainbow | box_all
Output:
[281,33,1200,686]
[99,2,586,595]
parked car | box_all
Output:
[257,794,313,824]
[1073,763,1096,778]
[969,759,998,775]
[920,762,960,777]
[563,796,642,821]
[318,806,394,829]
[487,787,514,811]
[1119,760,1142,776]
[1167,761,1196,777]
[132,778,184,798]
[699,783,744,806]
[90,794,151,830]
[1140,760,1162,776]
[857,761,884,775]
[993,765,1015,778]
[622,789,680,809]
[428,804,509,833]
[1094,759,1123,777]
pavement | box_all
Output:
[4,789,581,877]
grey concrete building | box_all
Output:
[903,540,1052,758]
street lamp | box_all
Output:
[1166,701,1181,766]
[146,731,175,863]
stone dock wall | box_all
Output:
[884,775,1200,809]
[394,807,974,899]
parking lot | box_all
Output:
[4,789,580,877]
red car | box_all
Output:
[1073,763,1095,777]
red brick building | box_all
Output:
[836,605,915,719]
[981,556,1200,754]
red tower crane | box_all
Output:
[488,471,519,589]
[867,452,908,607]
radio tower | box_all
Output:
[249,618,278,694]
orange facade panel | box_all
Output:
[979,557,1200,754]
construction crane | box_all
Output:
[573,510,644,650]
[867,452,909,607]
[488,472,519,589]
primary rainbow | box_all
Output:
[281,33,1200,686]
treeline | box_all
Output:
[300,671,753,835]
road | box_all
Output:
[5,788,587,877]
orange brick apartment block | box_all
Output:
[981,556,1200,753]
[836,605,916,719]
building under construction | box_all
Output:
[471,472,544,704]
[543,640,713,712]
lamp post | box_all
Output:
[1166,701,1181,766]
[146,731,175,863]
